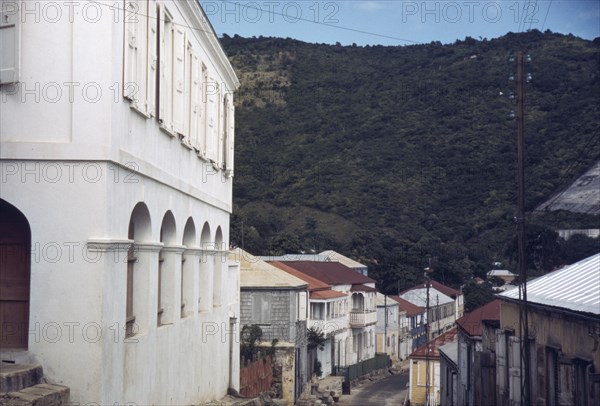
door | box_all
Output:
[0,200,31,349]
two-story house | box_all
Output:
[0,0,239,404]
[400,284,456,340]
[272,260,377,377]
[391,296,426,358]
[235,249,309,404]
[375,293,400,361]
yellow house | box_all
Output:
[409,328,457,406]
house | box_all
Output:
[487,269,517,284]
[375,293,399,361]
[269,261,350,378]
[454,299,501,406]
[391,295,427,356]
[271,260,377,376]
[439,341,458,406]
[400,286,456,339]
[0,0,240,404]
[405,280,465,319]
[409,328,458,406]
[495,254,600,405]
[235,249,309,404]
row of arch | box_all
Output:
[129,202,226,249]
[125,202,229,337]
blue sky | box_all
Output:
[201,0,600,46]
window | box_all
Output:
[252,294,272,324]
[0,0,20,84]
[546,348,558,406]
[159,7,173,131]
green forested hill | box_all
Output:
[221,31,600,292]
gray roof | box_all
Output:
[487,270,516,277]
[500,254,600,315]
[319,250,367,269]
[439,342,458,365]
[399,287,454,307]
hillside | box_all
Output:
[222,31,600,292]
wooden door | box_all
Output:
[0,200,31,349]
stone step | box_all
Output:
[0,365,43,393]
[1,383,69,406]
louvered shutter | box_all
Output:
[508,336,521,403]
[225,100,235,176]
[496,331,507,395]
[205,78,218,162]
[172,26,185,134]
[0,0,20,84]
[123,1,138,101]
[189,52,201,148]
[298,291,307,321]
[146,0,158,116]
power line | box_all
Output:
[541,0,554,32]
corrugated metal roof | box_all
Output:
[456,299,501,337]
[390,296,425,316]
[487,270,516,277]
[500,254,600,315]
[439,342,458,365]
[269,261,331,291]
[399,287,454,307]
[277,261,376,286]
[260,254,331,262]
[400,280,462,298]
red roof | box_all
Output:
[278,261,376,286]
[456,299,501,337]
[389,296,425,316]
[410,328,458,359]
[270,261,330,291]
[310,290,347,300]
[400,280,462,298]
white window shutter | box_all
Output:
[508,336,521,403]
[146,0,158,117]
[217,92,225,168]
[205,78,218,162]
[172,27,186,135]
[123,1,138,101]
[225,99,235,176]
[189,52,200,148]
[0,0,20,84]
[298,292,307,321]
[181,41,192,142]
[198,64,209,157]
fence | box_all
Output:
[345,353,390,382]
[239,355,273,398]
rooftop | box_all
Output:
[499,253,600,316]
[310,290,347,300]
[319,250,367,269]
[269,261,330,291]
[376,292,400,307]
[439,341,458,366]
[401,280,462,298]
[389,296,424,316]
[456,299,501,337]
[410,328,458,359]
[232,249,308,289]
[276,261,376,286]
[487,270,516,277]
[399,287,454,308]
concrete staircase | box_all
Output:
[0,363,69,406]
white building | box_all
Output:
[0,0,240,404]
[375,293,399,361]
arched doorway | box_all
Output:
[0,199,31,349]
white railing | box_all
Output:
[349,310,377,327]
[309,316,348,335]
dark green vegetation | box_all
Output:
[222,31,600,294]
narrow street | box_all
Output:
[336,368,409,406]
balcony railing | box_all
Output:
[309,316,347,336]
[349,310,377,328]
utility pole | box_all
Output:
[424,267,431,406]
[515,50,531,406]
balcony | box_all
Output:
[309,316,347,336]
[349,310,377,328]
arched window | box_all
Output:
[158,211,176,325]
[127,203,151,337]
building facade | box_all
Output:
[236,249,309,404]
[0,0,240,403]
[375,293,399,361]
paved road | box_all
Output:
[336,370,409,406]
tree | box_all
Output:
[463,282,495,313]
